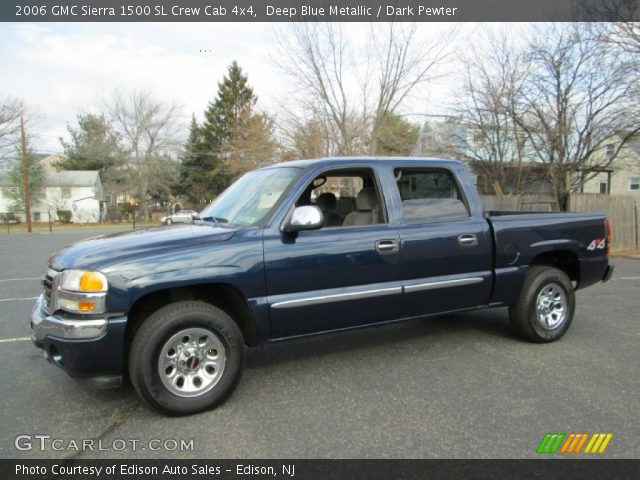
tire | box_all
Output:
[165,218,173,225]
[129,301,244,416]
[509,266,575,343]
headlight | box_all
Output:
[59,270,107,293]
[57,270,108,313]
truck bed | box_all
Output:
[485,210,609,306]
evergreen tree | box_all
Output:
[58,114,124,180]
[373,114,420,156]
[7,149,45,214]
[175,115,218,204]
[200,61,259,187]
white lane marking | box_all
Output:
[610,277,640,281]
[0,337,31,344]
[0,297,38,302]
[0,277,40,282]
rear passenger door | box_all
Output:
[393,168,493,318]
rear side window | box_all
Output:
[394,169,469,224]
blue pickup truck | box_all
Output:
[31,158,613,415]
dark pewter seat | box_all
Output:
[315,192,342,227]
[342,188,378,226]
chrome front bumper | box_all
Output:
[30,295,108,343]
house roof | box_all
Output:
[43,170,100,187]
[0,170,100,187]
[38,154,67,172]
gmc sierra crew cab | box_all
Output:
[30,158,614,415]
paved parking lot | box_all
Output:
[0,227,638,459]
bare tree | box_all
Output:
[275,23,362,156]
[576,1,639,59]
[105,90,182,218]
[509,24,639,209]
[576,0,638,23]
[366,24,452,155]
[0,95,27,167]
[280,114,334,160]
[447,30,531,195]
[274,23,452,157]
[608,22,640,55]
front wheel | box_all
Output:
[509,266,575,343]
[129,301,244,416]
[165,218,173,225]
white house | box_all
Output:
[0,155,104,223]
[580,136,640,196]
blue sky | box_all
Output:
[0,22,289,153]
[1,22,498,155]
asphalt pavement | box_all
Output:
[0,227,638,459]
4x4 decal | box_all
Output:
[586,238,607,251]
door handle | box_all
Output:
[458,234,478,247]
[375,239,398,253]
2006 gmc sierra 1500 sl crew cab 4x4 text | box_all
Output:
[30,158,614,415]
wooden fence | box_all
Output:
[481,194,558,212]
[569,194,639,250]
[481,193,639,250]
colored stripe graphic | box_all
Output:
[574,433,589,453]
[538,433,613,454]
[585,433,614,454]
[560,433,589,453]
[536,433,565,453]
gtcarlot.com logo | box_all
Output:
[14,434,194,452]
[536,432,613,454]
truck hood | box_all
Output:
[49,224,237,271]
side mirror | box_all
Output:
[284,205,324,232]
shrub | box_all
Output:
[0,212,19,223]
[57,210,72,223]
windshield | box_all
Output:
[199,167,301,226]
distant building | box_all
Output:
[412,121,551,195]
[0,154,104,222]
[578,135,640,197]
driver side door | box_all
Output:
[263,168,402,339]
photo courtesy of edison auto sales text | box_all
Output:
[15,463,295,476]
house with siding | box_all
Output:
[579,136,640,196]
[0,154,104,223]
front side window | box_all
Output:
[199,167,301,226]
[296,169,385,228]
[395,168,469,224]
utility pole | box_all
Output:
[20,116,32,233]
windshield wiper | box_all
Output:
[193,215,230,227]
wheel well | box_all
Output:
[125,283,257,350]
[530,250,580,283]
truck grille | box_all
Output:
[42,269,58,314]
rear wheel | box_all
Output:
[165,218,173,225]
[509,266,575,343]
[129,301,244,416]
